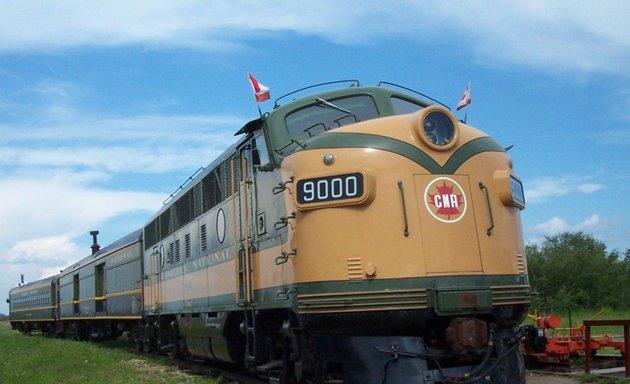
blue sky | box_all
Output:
[1,1,629,314]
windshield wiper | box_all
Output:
[316,97,352,115]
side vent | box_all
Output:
[185,233,191,258]
[347,257,364,280]
[167,242,174,264]
[200,224,208,252]
[516,253,526,275]
[174,239,181,263]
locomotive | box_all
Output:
[8,80,531,383]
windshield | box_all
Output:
[285,95,379,142]
[391,96,424,115]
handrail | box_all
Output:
[378,81,450,110]
[273,80,360,108]
[397,181,410,237]
[479,182,495,236]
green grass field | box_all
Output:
[0,322,219,384]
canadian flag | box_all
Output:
[248,73,270,103]
[456,82,471,111]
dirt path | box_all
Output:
[527,372,581,384]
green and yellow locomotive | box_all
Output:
[138,80,531,383]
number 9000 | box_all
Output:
[297,173,364,205]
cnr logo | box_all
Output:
[424,177,467,223]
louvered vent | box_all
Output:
[200,224,208,252]
[347,257,364,280]
[167,242,174,264]
[516,253,526,275]
[185,233,191,258]
[174,239,181,263]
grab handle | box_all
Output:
[397,181,410,237]
[479,182,495,236]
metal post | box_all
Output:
[583,319,630,378]
[625,325,630,378]
[584,324,591,375]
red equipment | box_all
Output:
[522,312,626,363]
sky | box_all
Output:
[1,1,629,314]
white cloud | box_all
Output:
[0,171,165,247]
[525,175,604,202]
[526,214,629,251]
[575,214,603,231]
[530,214,603,237]
[5,233,82,267]
[530,216,571,235]
[576,183,605,194]
[0,112,242,173]
[432,1,630,75]
[0,1,628,76]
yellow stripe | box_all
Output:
[105,289,141,299]
[59,289,142,305]
[59,316,141,320]
[10,318,54,322]
[11,305,55,312]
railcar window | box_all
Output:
[285,95,378,143]
[391,96,424,115]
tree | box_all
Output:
[525,232,627,309]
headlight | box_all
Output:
[494,170,526,210]
[417,106,459,150]
[510,175,526,209]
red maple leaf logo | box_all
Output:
[428,182,463,219]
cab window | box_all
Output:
[391,96,424,115]
[285,95,378,142]
[252,130,270,166]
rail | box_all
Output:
[583,319,630,378]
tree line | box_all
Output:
[526,232,630,309]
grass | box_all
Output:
[0,321,219,384]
